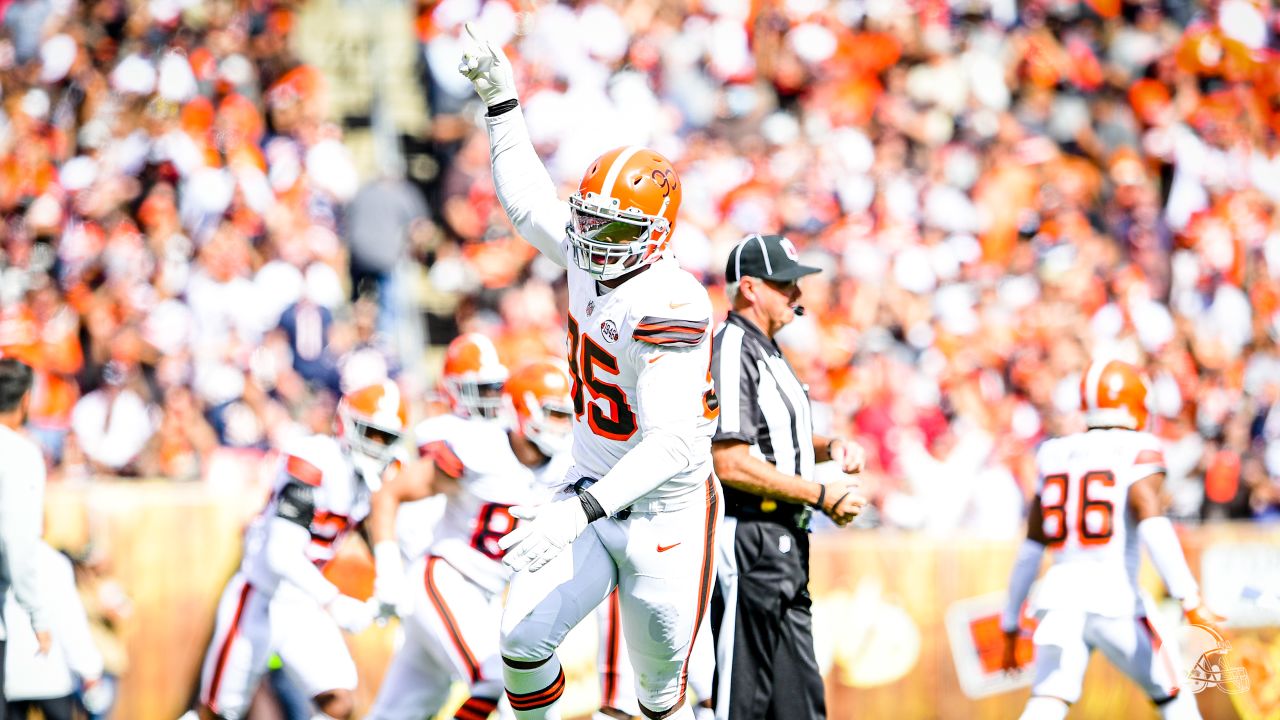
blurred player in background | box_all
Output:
[4,542,111,720]
[194,381,408,720]
[1000,359,1217,720]
[371,333,509,620]
[366,353,574,720]
[461,24,721,720]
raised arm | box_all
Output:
[459,23,570,266]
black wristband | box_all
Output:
[828,491,852,514]
[487,99,519,117]
[576,488,607,523]
[813,483,826,511]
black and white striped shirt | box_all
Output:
[711,312,815,522]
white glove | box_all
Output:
[372,541,410,619]
[326,595,376,634]
[498,498,588,572]
[457,22,518,107]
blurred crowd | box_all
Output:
[2,0,1280,532]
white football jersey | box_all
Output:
[395,495,447,563]
[1032,428,1167,616]
[562,253,718,504]
[415,414,571,592]
[242,434,371,591]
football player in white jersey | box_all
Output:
[460,26,722,720]
[1000,359,1219,720]
[196,380,408,720]
[371,333,510,618]
[366,356,576,720]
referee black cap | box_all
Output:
[725,234,822,283]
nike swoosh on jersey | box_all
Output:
[669,301,691,309]
[657,542,681,552]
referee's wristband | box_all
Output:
[813,482,826,511]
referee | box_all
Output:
[709,235,866,720]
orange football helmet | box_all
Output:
[442,333,508,420]
[506,360,574,457]
[337,379,408,489]
[1080,358,1150,430]
[567,146,681,280]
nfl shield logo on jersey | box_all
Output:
[586,300,595,317]
[601,320,619,343]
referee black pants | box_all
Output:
[711,517,826,720]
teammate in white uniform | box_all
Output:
[1000,359,1218,720]
[372,333,508,617]
[366,355,575,720]
[460,26,721,720]
[196,381,408,720]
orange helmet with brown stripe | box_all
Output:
[1079,358,1150,430]
[442,333,508,420]
[505,359,574,457]
[567,146,681,280]
[337,379,408,489]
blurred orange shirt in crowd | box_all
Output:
[974,164,1038,267]
[0,303,82,429]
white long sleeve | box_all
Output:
[485,107,571,267]
[589,341,712,516]
[1001,539,1045,632]
[0,426,50,636]
[1138,516,1199,603]
[264,517,340,606]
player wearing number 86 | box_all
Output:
[364,349,575,720]
[460,21,721,720]
[1000,358,1220,720]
